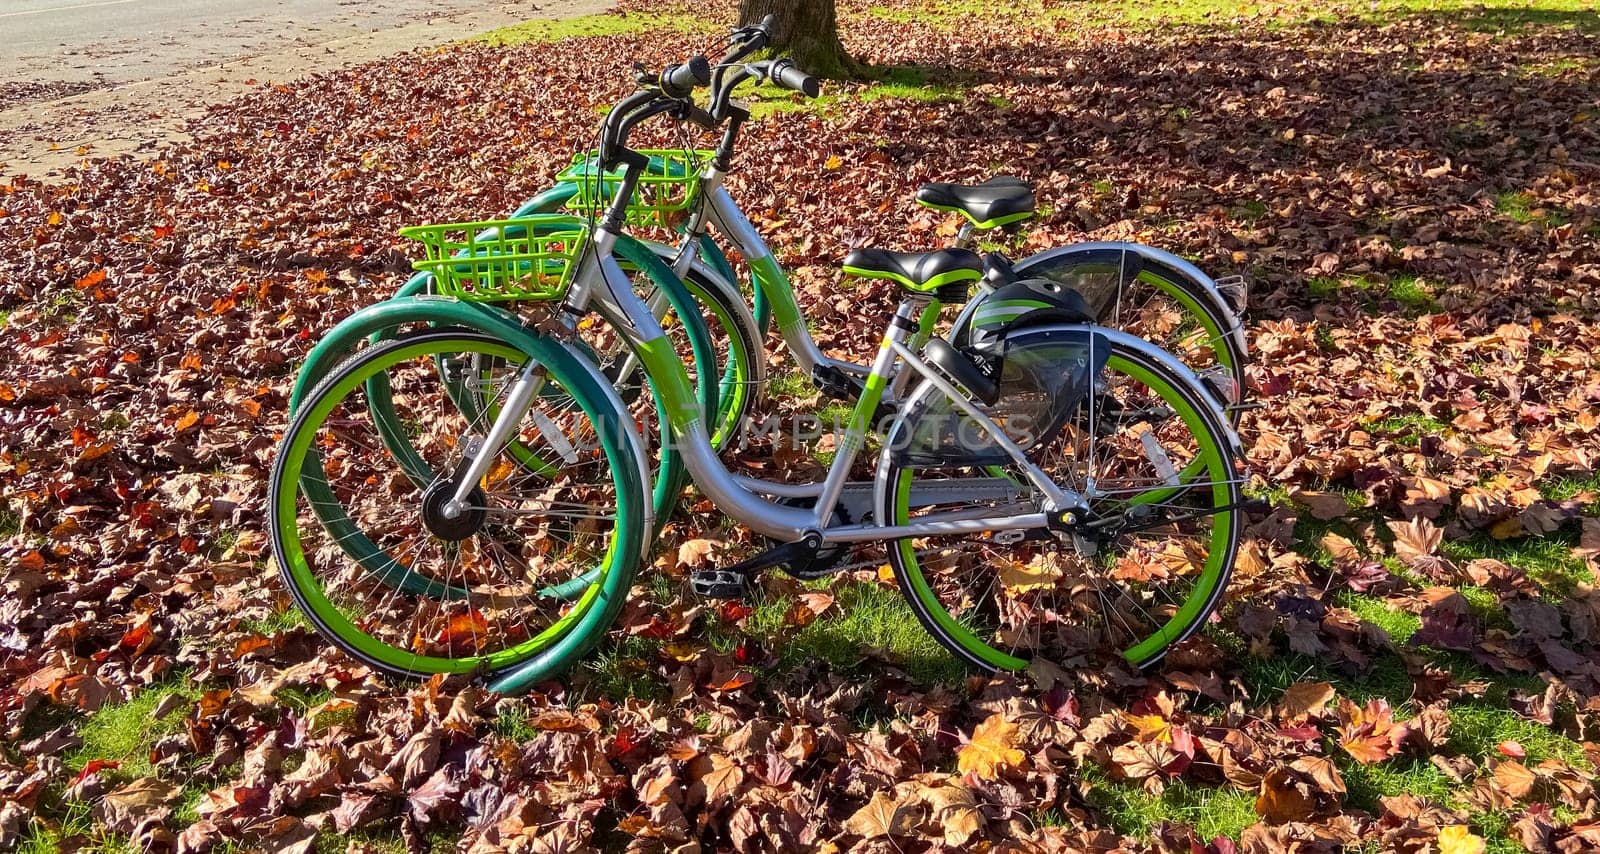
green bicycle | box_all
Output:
[269,50,1249,691]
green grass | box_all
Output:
[1340,755,1456,811]
[1519,56,1597,76]
[1365,412,1451,447]
[865,0,992,28]
[1308,274,1438,313]
[1441,532,1591,597]
[1447,703,1587,767]
[766,371,814,400]
[1336,591,1421,644]
[742,65,967,119]
[0,501,19,538]
[724,580,968,687]
[1084,771,1258,840]
[1538,471,1600,514]
[1495,191,1571,227]
[1329,688,1584,851]
[18,800,136,854]
[69,679,203,777]
[493,702,538,742]
[1387,276,1437,311]
[474,12,708,46]
[864,0,1599,31]
[238,606,308,637]
[315,831,408,854]
[1233,200,1268,221]
[576,634,668,701]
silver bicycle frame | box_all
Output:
[603,238,766,398]
[508,226,1070,544]
[685,168,1247,417]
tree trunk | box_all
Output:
[737,0,860,79]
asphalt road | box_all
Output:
[0,0,608,176]
[1,0,548,87]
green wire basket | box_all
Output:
[560,149,714,228]
[399,215,590,303]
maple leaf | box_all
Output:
[433,610,489,653]
[1576,517,1600,571]
[957,713,1025,781]
[1335,698,1408,764]
[1291,489,1353,520]
[693,754,744,809]
[675,538,717,571]
[1491,758,1537,800]
[1389,516,1441,560]
[96,777,181,833]
[999,553,1063,594]
[1278,681,1336,723]
[920,783,985,846]
[1121,711,1174,743]
[1255,767,1316,824]
[841,791,919,839]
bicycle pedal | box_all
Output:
[690,570,750,600]
[810,363,865,403]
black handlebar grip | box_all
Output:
[757,13,778,34]
[770,59,821,98]
[660,55,711,98]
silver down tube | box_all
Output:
[701,184,834,374]
[586,241,818,542]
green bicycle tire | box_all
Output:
[269,328,646,678]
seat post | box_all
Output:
[951,222,977,250]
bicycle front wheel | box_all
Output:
[269,329,645,678]
[879,329,1243,672]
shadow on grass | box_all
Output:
[1418,7,1600,33]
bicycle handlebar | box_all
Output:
[591,19,817,229]
[659,55,711,99]
[768,58,820,98]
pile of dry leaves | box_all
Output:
[0,0,1597,850]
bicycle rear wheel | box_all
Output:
[879,328,1243,672]
[269,329,644,678]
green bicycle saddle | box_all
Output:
[915,176,1036,229]
[841,247,984,298]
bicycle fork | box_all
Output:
[439,360,549,521]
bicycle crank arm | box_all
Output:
[690,532,825,600]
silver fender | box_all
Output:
[1011,241,1248,358]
